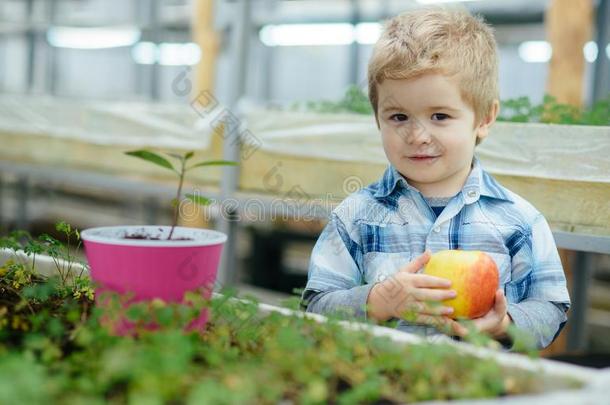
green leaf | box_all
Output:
[167,151,195,161]
[125,150,176,172]
[185,193,212,206]
[125,305,147,322]
[23,240,44,256]
[155,306,174,327]
[55,221,71,235]
[47,318,65,338]
[188,160,238,170]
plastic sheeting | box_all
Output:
[0,95,214,150]
[2,96,608,184]
[243,109,610,184]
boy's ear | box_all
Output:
[476,99,500,141]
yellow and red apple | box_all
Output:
[423,250,499,319]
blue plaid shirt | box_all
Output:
[301,157,570,349]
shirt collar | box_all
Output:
[373,164,408,198]
[471,157,514,203]
[373,157,513,203]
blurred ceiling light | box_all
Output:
[158,43,201,66]
[355,22,382,45]
[416,0,481,3]
[132,42,201,66]
[131,41,157,64]
[260,22,383,46]
[518,41,552,63]
[584,41,598,63]
[47,26,141,49]
[260,23,355,46]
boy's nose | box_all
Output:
[399,120,431,144]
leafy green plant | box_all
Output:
[125,150,237,239]
[0,225,575,403]
[1,222,89,296]
[0,267,553,404]
[497,94,610,126]
[295,86,610,126]
[0,223,93,348]
[291,85,374,115]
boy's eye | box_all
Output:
[431,113,450,121]
[389,113,408,122]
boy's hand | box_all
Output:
[367,251,457,329]
[451,289,512,339]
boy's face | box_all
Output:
[377,73,497,197]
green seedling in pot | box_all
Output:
[125,150,237,240]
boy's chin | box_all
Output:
[400,173,440,185]
[397,164,440,177]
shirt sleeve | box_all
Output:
[504,213,571,349]
[303,285,376,320]
[300,213,369,318]
[507,300,568,349]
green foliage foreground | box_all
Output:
[0,226,570,404]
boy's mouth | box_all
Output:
[408,154,440,162]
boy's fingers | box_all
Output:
[407,314,452,328]
[494,289,507,313]
[400,301,455,316]
[411,274,452,288]
[422,304,455,317]
[422,315,463,334]
[397,312,466,336]
[413,288,457,302]
[448,320,469,337]
[399,250,432,274]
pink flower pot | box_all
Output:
[81,226,227,333]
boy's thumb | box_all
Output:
[399,250,432,274]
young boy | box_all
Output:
[300,7,570,349]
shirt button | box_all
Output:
[467,190,477,198]
[433,226,441,233]
[377,274,387,282]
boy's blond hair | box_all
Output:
[368,7,499,134]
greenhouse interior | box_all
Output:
[0,0,609,403]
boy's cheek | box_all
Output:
[381,132,410,157]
